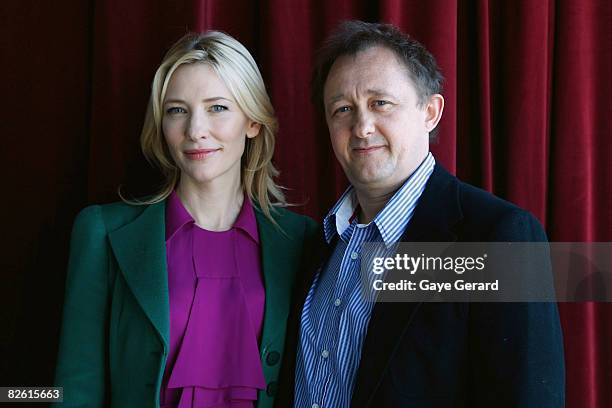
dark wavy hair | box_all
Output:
[312,20,444,110]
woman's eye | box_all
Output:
[373,100,389,107]
[166,107,186,114]
[210,105,228,112]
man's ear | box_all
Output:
[424,94,444,132]
[246,121,261,139]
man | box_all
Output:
[276,21,564,407]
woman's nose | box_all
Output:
[186,111,209,141]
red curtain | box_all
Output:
[3,1,611,406]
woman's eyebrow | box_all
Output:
[202,96,233,103]
[163,96,233,104]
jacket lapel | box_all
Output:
[108,202,169,350]
[256,210,302,347]
[351,164,463,407]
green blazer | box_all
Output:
[54,200,318,408]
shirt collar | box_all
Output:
[165,190,193,241]
[323,152,436,247]
[233,196,260,243]
[165,190,259,243]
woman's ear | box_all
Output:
[246,121,261,139]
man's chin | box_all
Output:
[348,170,391,188]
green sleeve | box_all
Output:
[303,215,320,244]
[54,205,110,407]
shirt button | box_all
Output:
[350,251,359,260]
[334,298,342,307]
[321,349,329,358]
[312,404,320,408]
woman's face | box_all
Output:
[162,63,260,189]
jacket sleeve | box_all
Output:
[468,210,565,407]
[303,216,321,248]
[53,205,110,408]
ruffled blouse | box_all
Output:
[160,191,266,408]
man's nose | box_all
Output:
[186,111,209,141]
[352,109,375,138]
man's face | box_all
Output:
[323,46,443,193]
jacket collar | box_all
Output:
[108,201,170,350]
[255,208,302,347]
[351,163,463,407]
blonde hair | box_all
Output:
[127,31,286,222]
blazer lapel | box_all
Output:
[108,202,169,350]
[256,210,303,346]
[351,164,463,407]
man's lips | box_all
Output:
[352,145,385,154]
[184,148,220,159]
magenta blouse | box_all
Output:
[160,191,266,408]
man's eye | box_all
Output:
[166,107,186,114]
[334,106,352,115]
[210,105,228,112]
[373,100,389,107]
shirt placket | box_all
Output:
[320,225,367,408]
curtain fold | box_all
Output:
[550,1,612,406]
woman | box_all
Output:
[54,31,317,408]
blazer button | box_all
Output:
[266,381,278,396]
[266,351,280,366]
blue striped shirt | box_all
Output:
[295,153,436,408]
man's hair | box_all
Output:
[312,20,444,109]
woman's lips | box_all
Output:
[184,148,220,160]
